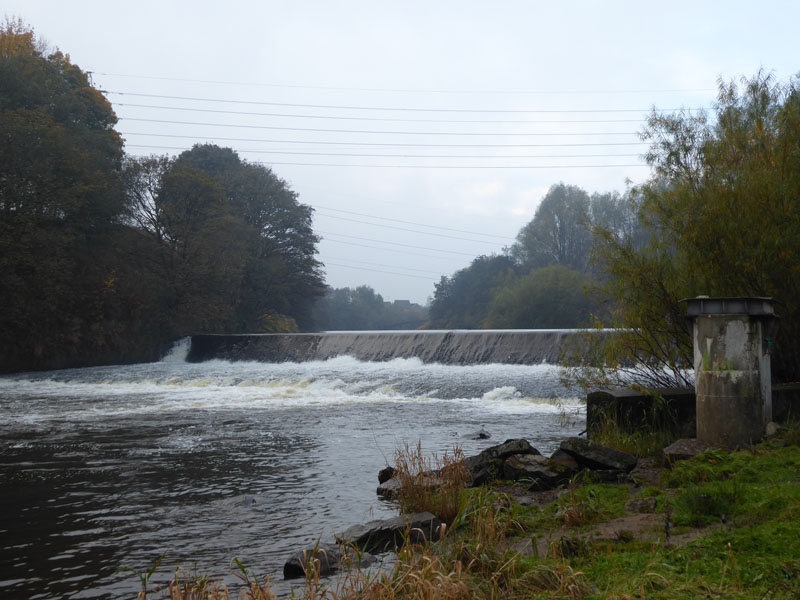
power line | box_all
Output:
[123,144,644,168]
[324,262,435,280]
[310,205,512,240]
[253,161,646,169]
[121,131,651,148]
[316,211,507,244]
[93,71,715,96]
[318,231,482,256]
[123,143,642,160]
[119,117,639,137]
[104,90,704,114]
[321,238,470,262]
[115,101,647,124]
[324,256,444,276]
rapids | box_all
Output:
[0,340,585,598]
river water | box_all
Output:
[0,340,585,599]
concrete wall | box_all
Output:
[586,384,800,443]
[186,329,601,365]
[693,315,767,448]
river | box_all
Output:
[0,339,585,598]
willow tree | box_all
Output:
[582,71,800,388]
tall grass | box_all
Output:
[391,442,470,524]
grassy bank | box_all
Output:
[131,426,800,599]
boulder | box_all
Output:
[378,466,396,484]
[549,449,580,476]
[283,542,375,580]
[465,439,539,485]
[469,460,503,487]
[559,437,638,472]
[662,438,718,465]
[503,453,563,491]
[464,427,491,440]
[336,512,442,554]
[629,457,661,487]
[376,477,403,499]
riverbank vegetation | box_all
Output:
[0,20,324,372]
[430,72,800,388]
[129,425,800,599]
[311,287,428,331]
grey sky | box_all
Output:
[5,1,799,303]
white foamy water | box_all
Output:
[0,351,584,599]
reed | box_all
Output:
[391,442,470,524]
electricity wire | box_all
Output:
[122,145,644,168]
[323,262,435,280]
[123,143,641,160]
[315,212,507,244]
[119,117,640,136]
[103,90,704,114]
[324,256,444,276]
[93,71,714,95]
[253,161,646,169]
[320,238,472,262]
[310,205,512,240]
[121,132,650,148]
[114,101,647,124]
[319,231,484,256]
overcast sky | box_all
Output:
[6,1,799,303]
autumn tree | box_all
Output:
[0,20,126,370]
[583,71,800,387]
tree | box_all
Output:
[122,145,325,334]
[313,286,386,330]
[582,72,800,387]
[312,286,428,330]
[484,265,599,329]
[511,183,592,271]
[428,255,516,328]
[0,20,126,370]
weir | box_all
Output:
[186,329,596,365]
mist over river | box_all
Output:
[0,340,585,599]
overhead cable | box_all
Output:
[123,143,641,160]
[121,132,650,148]
[124,146,646,167]
[319,231,482,256]
[310,205,511,240]
[119,117,639,137]
[324,256,444,276]
[323,262,434,280]
[115,101,646,124]
[254,161,646,169]
[316,212,507,244]
[93,71,714,95]
[103,90,704,114]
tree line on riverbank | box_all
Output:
[3,19,800,385]
[0,21,325,372]
[430,71,800,385]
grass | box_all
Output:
[391,442,470,525]
[126,428,800,599]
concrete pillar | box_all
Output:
[684,297,778,449]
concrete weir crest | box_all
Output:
[186,329,599,366]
